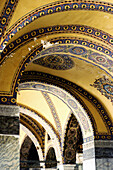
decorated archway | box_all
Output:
[0,0,113,170]
[18,81,96,169]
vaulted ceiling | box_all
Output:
[0,0,113,141]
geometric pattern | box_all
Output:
[63,114,83,164]
[34,45,113,75]
[0,0,18,38]
[91,76,113,104]
[33,54,74,70]
[42,91,62,142]
[2,26,113,62]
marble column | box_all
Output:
[83,140,113,170]
[0,105,20,169]
[83,140,96,170]
[95,140,113,170]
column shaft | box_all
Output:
[0,105,20,169]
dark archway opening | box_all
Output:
[45,147,57,168]
[20,136,39,169]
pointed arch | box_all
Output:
[18,81,96,169]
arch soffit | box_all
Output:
[1,0,113,49]
[0,36,113,99]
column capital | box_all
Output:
[95,140,113,158]
[0,105,19,135]
[95,140,113,148]
[0,104,19,116]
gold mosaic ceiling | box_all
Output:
[0,0,113,136]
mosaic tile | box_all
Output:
[91,76,113,104]
[1,0,113,50]
[33,54,74,70]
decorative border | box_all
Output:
[1,0,113,49]
[0,0,19,38]
[20,71,113,140]
[0,96,17,105]
[1,25,113,64]
[42,91,62,140]
[21,73,98,135]
[1,36,113,98]
[0,37,113,103]
[63,114,83,163]
[33,44,113,76]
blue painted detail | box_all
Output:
[103,84,113,95]
[69,46,87,55]
[33,54,74,70]
[1,1,113,50]
[1,25,113,65]
[91,76,113,103]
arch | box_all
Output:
[20,135,40,169]
[18,81,96,169]
[5,36,113,95]
[19,105,63,163]
[45,141,60,164]
[2,25,113,62]
[1,0,113,50]
[41,91,62,141]
[45,147,57,168]
[20,112,46,157]
[20,70,112,139]
[1,36,113,107]
[20,124,44,161]
[0,1,113,170]
[19,82,94,139]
